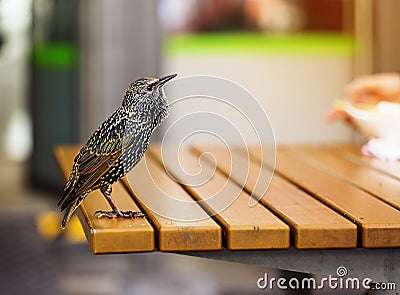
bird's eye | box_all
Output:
[147,84,153,91]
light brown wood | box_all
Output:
[194,146,357,249]
[286,146,400,210]
[336,145,400,180]
[124,152,221,251]
[149,146,289,250]
[55,144,400,251]
[248,146,400,248]
[54,145,155,254]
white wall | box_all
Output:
[162,54,354,145]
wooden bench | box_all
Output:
[54,144,400,290]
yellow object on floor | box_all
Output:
[36,211,86,243]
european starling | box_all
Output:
[57,74,177,229]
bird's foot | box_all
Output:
[95,210,146,219]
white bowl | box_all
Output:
[343,101,400,141]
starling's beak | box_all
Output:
[155,73,177,88]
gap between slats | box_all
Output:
[248,146,400,248]
[193,146,357,249]
[334,145,400,181]
[283,145,400,211]
[125,152,222,252]
[148,145,290,250]
[54,145,155,254]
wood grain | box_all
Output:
[55,144,400,251]
[336,145,400,180]
[124,152,221,251]
[286,146,400,210]
[54,145,155,254]
[149,146,289,250]
[249,146,400,248]
[194,146,357,249]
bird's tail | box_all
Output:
[58,172,90,212]
[62,204,74,229]
[61,194,87,229]
[58,170,93,229]
[57,172,76,209]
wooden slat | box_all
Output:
[125,152,221,251]
[287,146,400,210]
[336,145,400,180]
[149,146,289,250]
[54,145,155,254]
[193,146,357,249]
[248,146,400,248]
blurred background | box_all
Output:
[0,0,399,294]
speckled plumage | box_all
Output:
[57,74,176,228]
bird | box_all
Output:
[57,73,177,229]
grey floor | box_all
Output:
[0,159,370,295]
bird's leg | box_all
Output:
[95,184,146,219]
[102,185,120,212]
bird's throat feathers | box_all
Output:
[122,89,169,125]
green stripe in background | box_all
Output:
[32,43,78,69]
[163,32,355,56]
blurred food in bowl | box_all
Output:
[335,100,400,141]
[334,100,400,161]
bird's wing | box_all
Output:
[58,116,138,211]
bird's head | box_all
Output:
[122,74,177,114]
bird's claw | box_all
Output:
[95,210,146,219]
